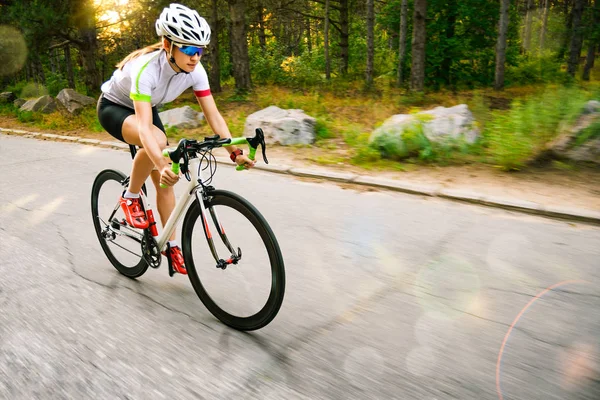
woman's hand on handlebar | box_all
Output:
[235,154,256,169]
[159,165,180,187]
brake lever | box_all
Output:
[247,128,269,164]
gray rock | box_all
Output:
[56,88,95,115]
[158,106,204,129]
[420,104,480,144]
[582,100,600,115]
[19,96,57,114]
[565,138,600,163]
[373,104,479,144]
[0,92,16,104]
[541,103,600,165]
[13,99,26,108]
[369,104,480,160]
[244,106,316,145]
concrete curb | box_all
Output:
[2,127,599,224]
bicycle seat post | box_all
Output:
[129,144,137,160]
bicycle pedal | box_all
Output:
[166,253,175,277]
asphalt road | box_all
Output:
[1,134,599,399]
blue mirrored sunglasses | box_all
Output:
[178,45,205,56]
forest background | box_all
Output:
[0,0,599,172]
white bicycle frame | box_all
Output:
[137,156,210,252]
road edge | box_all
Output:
[2,128,599,225]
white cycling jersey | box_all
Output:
[100,49,211,109]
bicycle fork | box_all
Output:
[195,191,242,270]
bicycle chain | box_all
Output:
[141,233,161,269]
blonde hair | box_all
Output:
[116,41,164,70]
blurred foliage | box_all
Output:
[483,86,593,170]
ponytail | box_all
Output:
[116,41,163,70]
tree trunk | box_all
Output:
[36,58,46,85]
[365,0,374,86]
[324,0,331,80]
[582,0,600,80]
[339,0,350,75]
[396,0,408,87]
[49,48,57,74]
[539,0,550,51]
[257,3,266,52]
[582,44,597,81]
[410,0,427,91]
[306,4,312,55]
[441,0,456,86]
[228,0,252,92]
[64,44,75,89]
[558,0,573,60]
[73,0,100,95]
[523,0,535,51]
[494,0,510,90]
[567,0,586,76]
[209,0,222,93]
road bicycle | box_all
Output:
[91,128,285,331]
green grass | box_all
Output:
[1,81,599,173]
[574,118,600,147]
[483,86,593,170]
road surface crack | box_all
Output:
[118,285,216,331]
[54,221,117,290]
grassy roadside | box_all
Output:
[1,82,599,173]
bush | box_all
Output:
[315,118,334,140]
[483,86,591,170]
[16,109,42,123]
[369,120,429,160]
[46,73,69,97]
[574,119,600,147]
[20,82,48,99]
[506,54,572,86]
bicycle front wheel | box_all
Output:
[182,190,285,331]
[91,169,148,278]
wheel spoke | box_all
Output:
[91,169,148,278]
[183,190,285,331]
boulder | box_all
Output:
[541,100,600,165]
[565,138,600,163]
[19,95,57,114]
[13,98,26,108]
[0,92,16,104]
[369,104,480,160]
[56,88,95,115]
[583,100,600,115]
[244,106,316,145]
[158,106,204,129]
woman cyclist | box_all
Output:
[97,3,255,275]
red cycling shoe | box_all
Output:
[162,245,187,275]
[119,195,149,229]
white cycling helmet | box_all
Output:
[155,3,211,46]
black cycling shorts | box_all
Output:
[97,94,166,143]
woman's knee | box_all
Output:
[153,127,168,149]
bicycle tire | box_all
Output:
[91,169,149,278]
[182,190,285,331]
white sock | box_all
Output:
[168,240,179,248]
[124,190,139,199]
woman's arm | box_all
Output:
[197,94,255,168]
[133,100,169,171]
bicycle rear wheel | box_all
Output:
[91,169,148,278]
[182,190,285,331]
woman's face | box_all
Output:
[165,40,203,73]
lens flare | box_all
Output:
[406,346,436,377]
[0,26,28,76]
[414,254,481,320]
[343,347,385,389]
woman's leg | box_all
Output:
[149,170,177,241]
[120,114,168,194]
